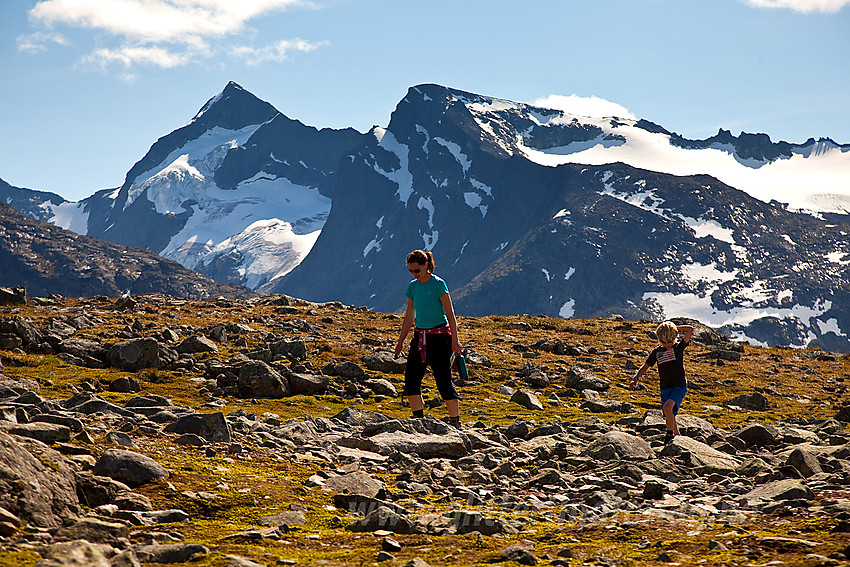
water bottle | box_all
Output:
[452,353,469,381]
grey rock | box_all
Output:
[225,556,267,567]
[93,448,169,488]
[363,378,398,397]
[177,335,218,354]
[289,373,330,395]
[108,338,160,372]
[174,433,207,446]
[580,399,633,413]
[269,338,307,362]
[75,473,133,508]
[109,376,142,393]
[742,479,815,505]
[35,540,111,567]
[727,391,769,411]
[359,430,469,459]
[362,351,406,373]
[109,548,142,567]
[0,286,26,306]
[133,544,209,564]
[786,447,824,478]
[500,540,537,565]
[447,509,514,536]
[111,491,153,512]
[238,360,291,398]
[511,389,544,411]
[333,494,410,518]
[638,410,719,438]
[52,517,130,545]
[163,412,232,443]
[57,337,105,362]
[105,431,135,447]
[660,436,740,472]
[4,422,71,444]
[347,505,413,534]
[31,413,84,433]
[331,407,392,427]
[584,431,654,460]
[322,470,385,498]
[734,423,778,447]
[0,431,79,528]
[333,361,367,379]
[258,511,307,527]
[565,366,610,391]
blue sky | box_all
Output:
[1,0,848,202]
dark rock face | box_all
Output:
[0,203,252,300]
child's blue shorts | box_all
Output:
[660,385,687,414]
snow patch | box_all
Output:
[47,202,89,234]
[559,299,576,318]
[374,130,414,205]
[435,137,471,174]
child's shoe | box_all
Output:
[664,430,675,444]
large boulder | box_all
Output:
[660,436,740,472]
[584,431,654,461]
[163,412,232,443]
[345,430,469,459]
[0,431,79,528]
[289,373,330,396]
[92,449,169,488]
[176,335,218,354]
[742,479,814,506]
[510,389,544,411]
[108,338,160,371]
[238,361,291,398]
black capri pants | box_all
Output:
[403,331,459,401]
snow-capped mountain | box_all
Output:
[25,82,366,289]
[274,84,850,350]
[3,82,850,350]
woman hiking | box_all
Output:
[393,250,463,427]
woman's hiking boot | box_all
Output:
[448,415,462,428]
[664,430,675,444]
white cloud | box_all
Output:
[16,31,69,53]
[25,0,320,70]
[29,0,304,42]
[233,38,328,65]
[531,94,636,120]
[743,0,850,13]
[83,45,192,69]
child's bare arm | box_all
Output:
[630,362,650,391]
[677,325,694,343]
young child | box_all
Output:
[631,321,694,444]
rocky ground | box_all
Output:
[0,289,849,567]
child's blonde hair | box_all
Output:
[655,321,678,344]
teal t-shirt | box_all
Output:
[405,275,450,329]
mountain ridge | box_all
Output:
[2,82,850,350]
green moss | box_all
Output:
[0,549,39,567]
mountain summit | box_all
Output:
[34,82,367,289]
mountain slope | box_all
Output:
[273,84,850,350]
[0,202,252,299]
